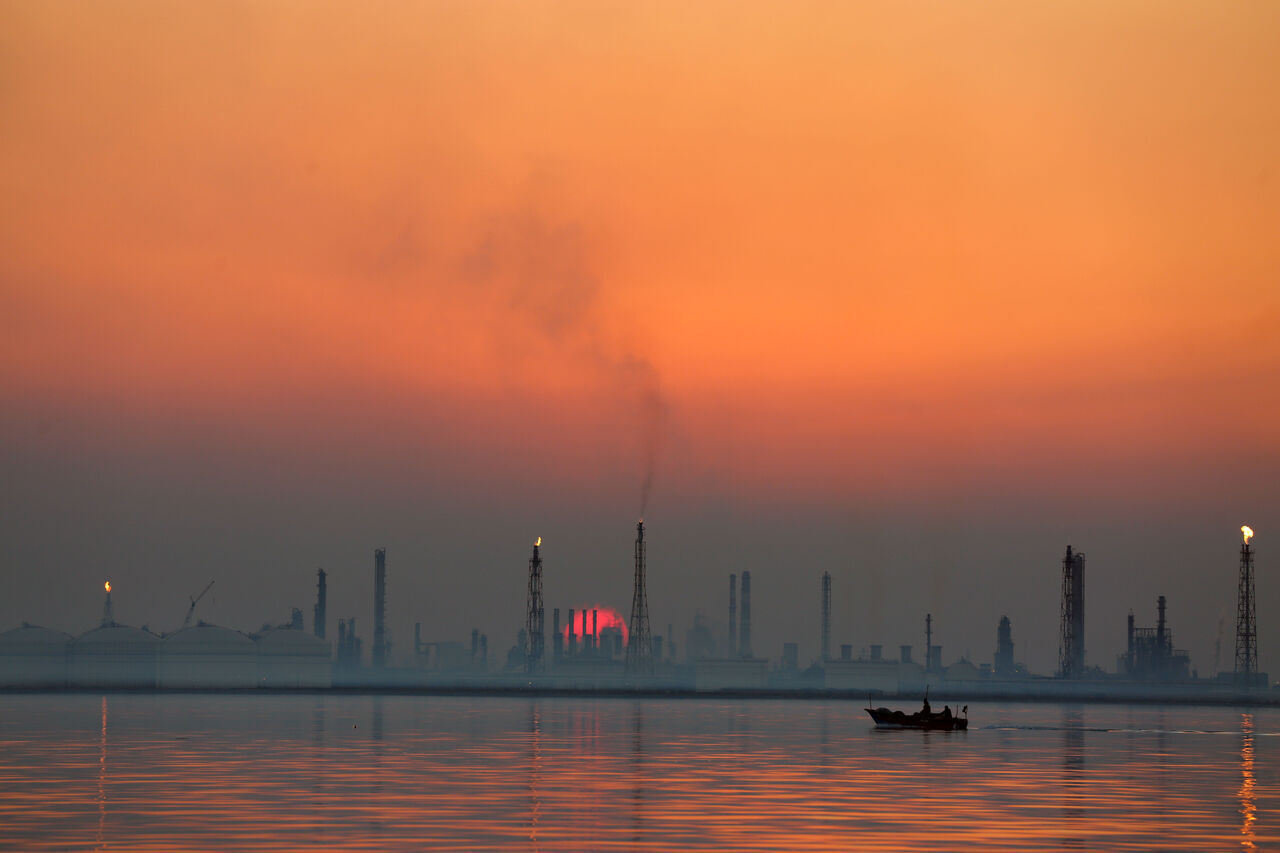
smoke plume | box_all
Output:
[463,208,668,512]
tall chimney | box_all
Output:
[1126,609,1135,675]
[314,569,327,640]
[102,581,114,627]
[820,571,831,663]
[740,571,752,658]
[1156,594,1168,672]
[373,548,387,668]
[925,613,933,672]
[553,608,562,662]
[728,574,737,657]
[568,608,576,655]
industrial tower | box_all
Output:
[1236,526,1257,687]
[102,581,114,627]
[820,572,831,662]
[728,574,737,657]
[1059,545,1085,678]
[994,615,1014,675]
[373,548,388,668]
[314,569,327,640]
[626,521,654,676]
[739,571,753,658]
[925,613,933,672]
[525,538,545,673]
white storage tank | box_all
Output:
[256,628,332,688]
[0,624,72,687]
[71,625,160,688]
[160,624,256,688]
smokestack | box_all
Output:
[568,608,576,655]
[582,610,589,652]
[1127,609,1135,674]
[820,572,831,663]
[925,613,933,672]
[373,548,388,668]
[1156,595,1168,671]
[1236,527,1256,686]
[314,569,327,640]
[471,628,479,664]
[625,520,654,676]
[740,571,752,658]
[480,634,488,667]
[592,609,599,648]
[728,574,737,658]
[1059,545,1086,678]
[553,608,562,662]
[525,538,545,673]
[102,581,114,627]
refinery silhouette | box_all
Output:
[0,520,1267,702]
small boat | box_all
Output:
[865,692,968,731]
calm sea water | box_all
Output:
[0,694,1273,851]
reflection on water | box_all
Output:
[1061,706,1085,850]
[96,696,106,851]
[0,696,1275,851]
[1241,712,1257,850]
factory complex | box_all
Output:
[0,524,1268,700]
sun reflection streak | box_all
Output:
[1239,713,1256,850]
[528,703,541,849]
[96,696,107,851]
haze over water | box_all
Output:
[0,694,1273,851]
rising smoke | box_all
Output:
[462,207,668,513]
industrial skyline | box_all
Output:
[2,520,1263,691]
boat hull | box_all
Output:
[865,707,967,731]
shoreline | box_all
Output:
[4,683,1279,708]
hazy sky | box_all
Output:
[2,2,1277,675]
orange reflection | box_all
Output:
[1239,713,1256,850]
[96,696,107,851]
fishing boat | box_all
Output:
[865,691,968,730]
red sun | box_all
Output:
[562,604,628,646]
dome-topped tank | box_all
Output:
[160,623,256,688]
[72,624,161,687]
[0,624,73,687]
[256,628,332,688]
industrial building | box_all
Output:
[70,624,161,688]
[0,625,72,687]
[256,627,332,687]
[158,624,257,688]
[1119,596,1191,681]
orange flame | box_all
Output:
[535,536,542,547]
[1242,525,1254,544]
[104,581,111,593]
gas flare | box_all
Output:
[1243,525,1254,544]
[535,536,541,547]
[104,581,111,593]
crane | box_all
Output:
[181,581,215,631]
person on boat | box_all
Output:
[941,705,952,720]
[921,696,931,715]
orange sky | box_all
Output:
[4,2,1276,508]
[2,2,1279,668]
